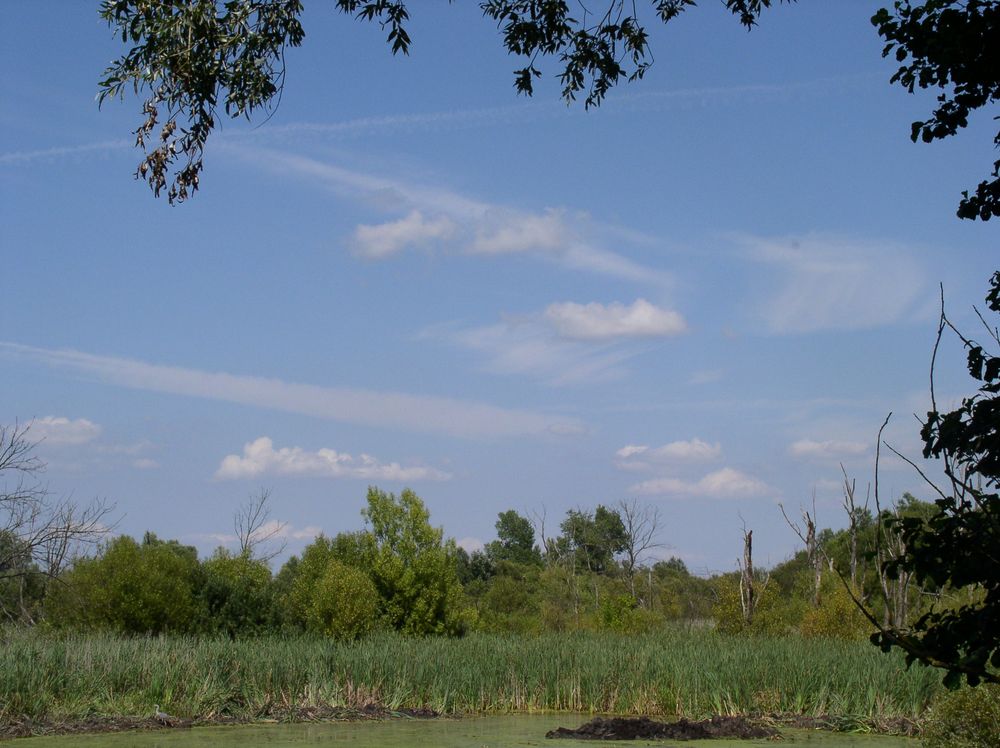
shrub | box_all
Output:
[712,575,790,635]
[799,577,871,641]
[199,549,273,637]
[306,560,380,640]
[46,534,201,634]
[922,683,1000,748]
[599,594,659,634]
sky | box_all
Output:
[1,1,997,576]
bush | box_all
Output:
[712,575,791,635]
[599,594,659,634]
[478,572,542,634]
[799,577,871,641]
[199,549,273,637]
[46,534,201,634]
[306,560,380,640]
[922,683,1000,748]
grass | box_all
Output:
[0,628,942,726]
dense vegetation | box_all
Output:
[0,478,980,646]
[0,629,940,726]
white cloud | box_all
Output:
[1,342,584,439]
[243,150,672,287]
[616,438,721,466]
[29,416,101,445]
[789,439,869,459]
[616,445,649,459]
[429,298,686,386]
[739,233,926,334]
[132,458,159,470]
[630,467,768,498]
[544,299,686,340]
[215,436,451,482]
[352,210,456,258]
[456,536,485,554]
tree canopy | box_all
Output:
[97,1,999,215]
[97,0,788,203]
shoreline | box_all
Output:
[0,707,921,742]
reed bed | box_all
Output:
[0,628,941,725]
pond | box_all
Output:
[17,715,918,748]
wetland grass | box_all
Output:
[0,628,941,726]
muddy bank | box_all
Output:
[547,715,779,741]
[0,705,439,741]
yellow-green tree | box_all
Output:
[362,487,466,636]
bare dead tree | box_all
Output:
[864,413,911,628]
[737,521,755,626]
[779,493,824,607]
[618,498,663,607]
[529,506,552,567]
[1,422,113,621]
[840,464,870,592]
[234,487,286,562]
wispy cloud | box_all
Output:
[352,210,456,258]
[689,368,724,385]
[428,298,685,385]
[0,342,584,439]
[630,467,768,498]
[187,520,321,548]
[28,416,101,445]
[240,150,671,287]
[737,233,927,334]
[789,439,869,460]
[442,320,634,385]
[215,436,451,482]
[0,140,129,166]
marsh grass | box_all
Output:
[0,628,940,725]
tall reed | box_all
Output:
[0,628,941,724]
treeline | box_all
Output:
[0,485,971,641]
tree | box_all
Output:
[361,486,466,635]
[872,1,1000,220]
[1,422,111,623]
[558,505,627,575]
[486,509,541,567]
[867,274,1000,687]
[199,547,274,637]
[306,559,380,640]
[617,498,662,605]
[233,487,286,562]
[47,533,202,633]
[97,0,788,203]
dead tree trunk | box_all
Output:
[738,527,755,626]
[840,465,870,593]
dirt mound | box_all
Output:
[546,715,780,741]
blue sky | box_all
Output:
[1,1,996,574]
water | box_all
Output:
[19,715,918,747]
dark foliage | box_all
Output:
[873,272,1000,686]
[98,0,789,203]
[873,1,1000,220]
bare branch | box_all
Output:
[234,487,286,562]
